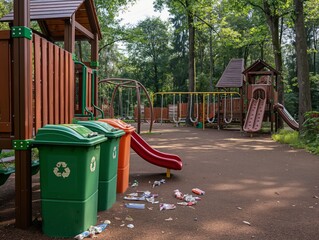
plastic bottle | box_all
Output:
[192,188,205,195]
[74,231,91,240]
[125,203,145,209]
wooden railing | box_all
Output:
[0,31,74,148]
[74,61,103,119]
[33,34,74,133]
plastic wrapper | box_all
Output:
[125,203,145,209]
[174,189,184,200]
[160,203,176,211]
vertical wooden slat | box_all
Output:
[41,38,48,126]
[54,45,59,124]
[64,53,69,123]
[0,31,11,133]
[48,43,54,123]
[69,54,74,121]
[34,34,41,133]
[59,48,65,123]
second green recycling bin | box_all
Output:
[77,121,125,211]
[33,124,107,237]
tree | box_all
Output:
[294,0,312,130]
[245,1,292,128]
[0,0,12,30]
[125,18,171,95]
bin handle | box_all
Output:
[87,132,99,138]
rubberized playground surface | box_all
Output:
[1,123,319,240]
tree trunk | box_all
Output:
[294,0,312,131]
[263,0,284,128]
[186,3,195,125]
[209,29,213,92]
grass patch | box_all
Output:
[1,148,39,160]
[272,129,319,155]
[0,150,14,159]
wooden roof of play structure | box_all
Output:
[242,59,280,75]
[242,59,280,84]
[216,58,244,88]
[0,0,101,41]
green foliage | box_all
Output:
[272,112,319,155]
[125,17,172,93]
[0,150,14,159]
[272,129,302,148]
[0,0,12,30]
[0,148,39,160]
[300,111,319,143]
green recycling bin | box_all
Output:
[77,121,125,211]
[33,124,107,237]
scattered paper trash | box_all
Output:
[127,224,135,229]
[243,221,251,226]
[160,203,176,211]
[146,196,159,204]
[153,179,166,188]
[124,195,145,201]
[165,217,173,221]
[184,194,200,202]
[74,220,110,239]
[174,189,184,200]
[74,231,91,240]
[177,201,196,206]
[131,180,139,187]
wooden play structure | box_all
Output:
[242,59,279,132]
[0,0,101,228]
[149,58,282,132]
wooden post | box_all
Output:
[64,15,75,54]
[13,0,33,228]
[91,33,99,117]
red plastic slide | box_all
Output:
[243,98,266,133]
[274,103,299,131]
[130,131,183,170]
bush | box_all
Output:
[272,129,303,148]
[272,111,319,155]
[300,111,319,154]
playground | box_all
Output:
[0,0,316,239]
[1,123,319,240]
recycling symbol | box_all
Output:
[53,162,71,178]
[90,156,96,172]
[112,146,117,159]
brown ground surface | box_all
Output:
[1,123,319,240]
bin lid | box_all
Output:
[33,124,107,146]
[77,121,125,138]
[98,119,135,133]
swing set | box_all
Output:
[152,91,241,129]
